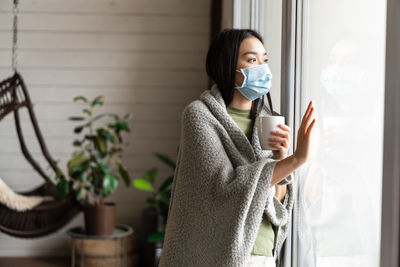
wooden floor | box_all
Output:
[0,257,69,267]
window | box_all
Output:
[297,0,386,265]
[234,0,387,266]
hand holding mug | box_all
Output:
[269,124,291,160]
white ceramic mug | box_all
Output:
[258,116,285,150]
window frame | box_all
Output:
[381,0,400,265]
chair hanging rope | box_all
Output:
[12,0,18,73]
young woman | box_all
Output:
[159,29,316,267]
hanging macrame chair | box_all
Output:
[0,0,81,238]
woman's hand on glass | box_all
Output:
[293,100,316,164]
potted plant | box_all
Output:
[55,95,132,235]
[133,152,176,266]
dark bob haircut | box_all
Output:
[205,28,269,130]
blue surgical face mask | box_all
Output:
[234,63,273,101]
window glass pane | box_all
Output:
[261,1,282,113]
[235,0,282,112]
[237,0,251,28]
[297,0,386,266]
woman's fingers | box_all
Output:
[302,101,314,131]
[268,137,289,148]
[304,101,313,121]
[306,117,316,136]
[269,142,288,152]
[304,102,314,123]
[300,101,312,130]
[278,124,291,133]
[305,107,315,131]
[270,129,290,139]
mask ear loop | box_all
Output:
[234,69,244,88]
[266,92,274,115]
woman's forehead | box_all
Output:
[239,37,266,56]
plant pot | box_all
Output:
[83,202,116,235]
[139,207,166,267]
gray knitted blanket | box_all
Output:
[159,84,295,267]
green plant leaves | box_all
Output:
[91,95,105,107]
[154,152,176,170]
[64,94,133,203]
[118,163,130,187]
[97,128,114,143]
[157,190,171,204]
[115,121,130,134]
[73,140,82,147]
[74,125,84,134]
[117,122,129,131]
[93,135,107,156]
[133,178,154,192]
[73,96,89,103]
[147,232,165,243]
[146,197,158,208]
[67,152,87,177]
[57,179,69,200]
[132,152,177,227]
[83,108,92,116]
[103,173,118,197]
[159,175,173,194]
[69,116,86,121]
[76,187,87,200]
[99,162,109,173]
[155,175,172,205]
[144,167,158,184]
[91,113,108,122]
[124,113,132,121]
[78,171,87,182]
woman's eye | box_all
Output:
[248,58,269,63]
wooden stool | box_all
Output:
[67,224,139,267]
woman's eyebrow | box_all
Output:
[241,51,267,56]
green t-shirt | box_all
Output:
[226,105,275,257]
